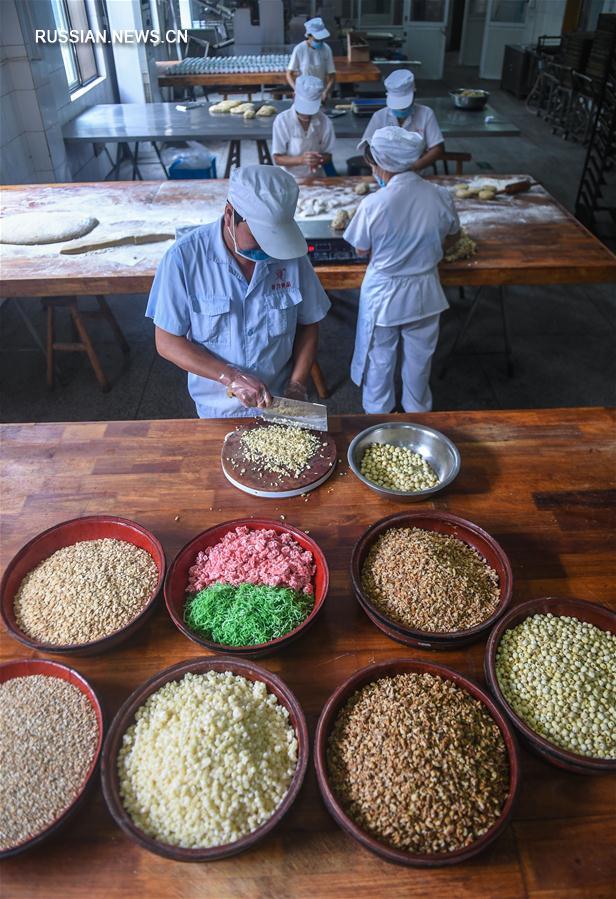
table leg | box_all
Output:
[256,139,273,166]
[224,140,241,178]
[132,142,143,181]
[438,286,484,378]
[498,286,514,377]
[69,303,111,392]
[46,302,54,388]
[151,142,169,178]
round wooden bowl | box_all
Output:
[314,658,520,867]
[101,656,309,861]
[0,657,104,858]
[165,518,329,657]
[1,515,165,657]
[350,511,513,649]
[485,596,616,775]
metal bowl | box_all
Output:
[347,422,460,501]
[449,89,490,110]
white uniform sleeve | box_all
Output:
[423,107,444,149]
[359,109,383,149]
[325,44,336,75]
[296,256,331,324]
[271,113,287,156]
[438,188,461,236]
[288,44,301,72]
[320,115,336,155]
[145,245,191,336]
[343,202,371,251]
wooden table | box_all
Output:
[157,57,381,88]
[1,409,615,898]
[2,176,615,298]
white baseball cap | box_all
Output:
[305,16,330,39]
[227,165,307,260]
[369,126,425,173]
[294,74,323,115]
[384,69,415,109]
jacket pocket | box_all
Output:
[190,294,231,347]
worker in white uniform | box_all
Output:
[359,70,444,172]
[272,75,336,179]
[287,17,336,102]
[343,127,460,414]
[146,165,331,418]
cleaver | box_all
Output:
[255,396,328,432]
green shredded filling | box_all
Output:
[184,582,314,646]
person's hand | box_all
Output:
[284,379,308,401]
[321,91,329,104]
[219,366,272,409]
[300,151,323,167]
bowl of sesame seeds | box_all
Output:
[165,518,329,657]
[1,516,166,656]
[485,596,616,775]
[314,658,520,866]
[0,657,104,858]
[347,422,460,501]
[351,511,513,649]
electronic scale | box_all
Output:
[298,220,364,265]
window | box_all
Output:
[410,1,446,22]
[51,0,99,93]
[490,0,527,23]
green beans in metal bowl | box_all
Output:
[485,597,616,775]
[347,422,460,502]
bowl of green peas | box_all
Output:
[347,422,460,501]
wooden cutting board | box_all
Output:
[221,420,338,498]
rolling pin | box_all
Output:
[495,179,538,196]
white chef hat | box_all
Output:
[384,69,416,109]
[369,126,425,173]
[294,74,323,115]
[305,16,330,39]
[228,165,307,260]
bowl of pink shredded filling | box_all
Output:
[165,519,330,657]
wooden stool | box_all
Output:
[43,296,129,392]
[310,361,329,400]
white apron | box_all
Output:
[351,266,449,385]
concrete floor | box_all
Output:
[1,60,615,423]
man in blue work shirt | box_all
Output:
[146,165,331,418]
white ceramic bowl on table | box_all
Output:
[347,422,461,502]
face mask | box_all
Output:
[311,39,323,49]
[227,216,270,262]
[393,106,412,120]
[374,173,387,189]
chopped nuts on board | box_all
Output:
[0,675,99,851]
[13,538,159,645]
[327,672,509,854]
[361,527,500,632]
[235,424,323,479]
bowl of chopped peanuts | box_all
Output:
[315,658,520,866]
[350,511,513,649]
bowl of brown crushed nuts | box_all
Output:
[315,658,520,866]
[1,515,165,656]
[350,511,512,649]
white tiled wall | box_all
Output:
[0,0,118,185]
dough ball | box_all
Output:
[231,102,254,115]
[332,209,351,230]
[256,104,276,117]
[354,181,371,196]
[0,212,99,245]
[478,188,496,200]
[455,188,472,199]
[467,187,483,196]
[243,108,256,119]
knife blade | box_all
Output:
[256,396,328,432]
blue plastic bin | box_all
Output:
[169,157,217,179]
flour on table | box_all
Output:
[296,186,364,219]
[60,220,177,255]
[0,212,99,245]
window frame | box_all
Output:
[52,0,100,94]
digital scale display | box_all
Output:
[298,220,364,265]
